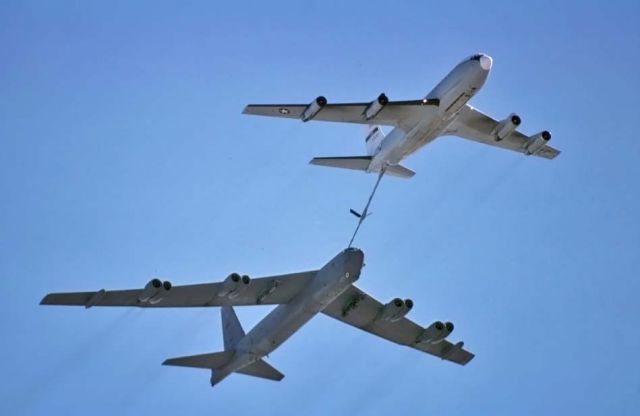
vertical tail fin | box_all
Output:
[222,306,245,350]
[163,307,285,387]
[365,125,385,155]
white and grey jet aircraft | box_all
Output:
[243,53,560,178]
[41,248,473,387]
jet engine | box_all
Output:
[301,96,327,122]
[138,278,172,304]
[493,113,521,141]
[149,280,172,304]
[526,131,551,155]
[375,297,413,323]
[138,278,162,302]
[364,93,389,120]
[417,321,454,344]
[218,273,251,299]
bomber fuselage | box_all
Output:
[212,248,364,383]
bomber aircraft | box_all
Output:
[41,248,473,387]
[243,53,560,178]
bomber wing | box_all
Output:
[446,104,560,159]
[40,271,317,308]
[322,285,474,365]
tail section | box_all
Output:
[162,307,244,370]
[163,351,234,369]
[222,305,245,350]
[310,126,414,178]
[163,306,284,387]
[309,156,415,178]
[308,126,384,172]
[237,359,284,381]
[385,164,415,178]
[310,156,372,172]
[365,125,385,155]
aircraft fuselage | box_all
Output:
[369,54,492,172]
[212,249,364,384]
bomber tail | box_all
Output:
[236,359,284,381]
[222,305,245,350]
[163,306,284,387]
[163,351,234,370]
[162,352,283,386]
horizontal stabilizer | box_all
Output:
[236,359,284,381]
[310,156,415,178]
[385,164,415,178]
[163,351,233,369]
[310,156,372,172]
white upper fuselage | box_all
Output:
[368,54,493,172]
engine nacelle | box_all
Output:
[301,96,327,122]
[138,278,163,302]
[416,321,454,344]
[364,93,389,120]
[218,273,251,299]
[526,131,551,155]
[493,113,521,141]
[376,297,413,323]
[148,280,172,304]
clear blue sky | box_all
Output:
[1,1,639,414]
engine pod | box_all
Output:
[148,281,172,304]
[138,278,163,303]
[301,96,327,122]
[218,273,251,299]
[364,93,388,120]
[375,298,412,323]
[526,131,551,155]
[494,113,521,141]
[417,321,450,344]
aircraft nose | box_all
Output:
[478,54,492,71]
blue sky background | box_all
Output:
[1,1,639,414]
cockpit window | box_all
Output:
[470,54,482,61]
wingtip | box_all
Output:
[463,353,475,365]
[241,104,258,115]
[161,358,176,366]
[39,294,51,305]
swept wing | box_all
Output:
[243,98,439,131]
[446,104,560,159]
[322,285,474,365]
[41,271,317,308]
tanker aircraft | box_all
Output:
[243,53,560,178]
[41,248,473,387]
